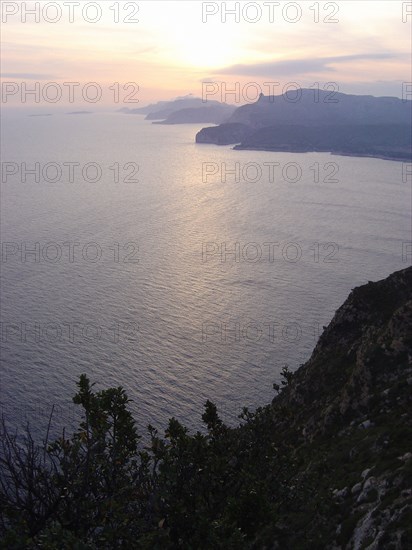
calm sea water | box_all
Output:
[1,111,410,436]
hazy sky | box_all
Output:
[1,1,411,107]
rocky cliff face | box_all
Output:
[195,90,412,160]
[268,266,412,548]
[232,124,412,160]
[195,122,250,144]
[277,266,411,435]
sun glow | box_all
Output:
[1,0,410,104]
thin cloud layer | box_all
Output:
[1,73,58,80]
[214,53,399,77]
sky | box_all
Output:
[1,0,411,108]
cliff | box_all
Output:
[196,122,250,144]
[265,266,412,547]
[195,90,412,161]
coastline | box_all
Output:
[231,145,411,163]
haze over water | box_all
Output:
[1,111,410,435]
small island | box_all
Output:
[66,111,93,115]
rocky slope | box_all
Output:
[266,266,412,548]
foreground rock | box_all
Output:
[267,266,412,548]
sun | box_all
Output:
[142,1,242,70]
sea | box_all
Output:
[1,110,411,438]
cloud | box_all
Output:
[214,53,398,77]
[339,79,407,99]
[1,73,58,80]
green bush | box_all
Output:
[0,375,297,548]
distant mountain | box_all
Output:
[145,98,210,120]
[153,104,235,125]
[118,101,170,116]
[119,95,235,125]
[145,98,233,121]
[196,90,412,161]
[227,89,411,127]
